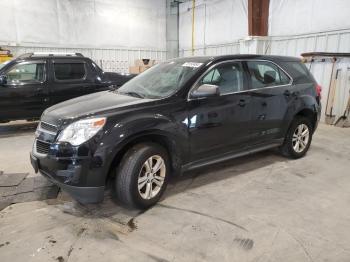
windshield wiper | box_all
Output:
[118,91,145,99]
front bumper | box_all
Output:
[30,150,105,204]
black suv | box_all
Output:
[0,52,134,122]
[30,55,321,209]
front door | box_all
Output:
[0,60,48,121]
[187,61,253,161]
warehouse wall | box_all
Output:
[179,0,248,54]
[0,0,166,49]
[0,0,167,73]
[267,0,350,55]
[269,0,350,36]
[179,0,350,57]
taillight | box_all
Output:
[316,84,322,99]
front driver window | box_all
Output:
[200,62,244,95]
[6,62,45,85]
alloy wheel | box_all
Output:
[292,123,310,153]
[138,155,166,200]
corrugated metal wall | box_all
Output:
[305,57,350,125]
[4,45,167,74]
[268,29,350,56]
[180,29,350,57]
[179,42,240,57]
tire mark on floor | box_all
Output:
[157,203,248,232]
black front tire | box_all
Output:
[280,116,313,159]
[115,143,170,209]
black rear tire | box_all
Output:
[280,116,313,159]
[115,143,170,209]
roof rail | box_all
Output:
[17,53,33,59]
[17,52,84,59]
[32,52,84,57]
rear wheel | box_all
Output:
[115,143,170,209]
[280,117,313,159]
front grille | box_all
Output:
[40,121,58,134]
[36,140,50,154]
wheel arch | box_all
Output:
[105,131,184,183]
[294,108,318,132]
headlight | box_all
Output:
[57,117,106,146]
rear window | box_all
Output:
[54,63,86,81]
[280,61,315,84]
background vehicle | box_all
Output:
[0,52,135,123]
[30,55,321,209]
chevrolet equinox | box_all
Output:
[30,55,321,209]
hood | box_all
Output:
[103,72,136,86]
[42,91,153,125]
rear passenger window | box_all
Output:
[246,61,290,89]
[54,63,86,81]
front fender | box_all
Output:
[97,112,189,177]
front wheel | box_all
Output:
[280,117,313,159]
[115,143,170,209]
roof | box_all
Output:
[171,54,301,64]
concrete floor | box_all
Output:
[0,123,350,261]
[0,121,37,177]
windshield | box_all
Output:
[117,60,203,99]
[0,60,11,70]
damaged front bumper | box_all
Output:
[30,139,106,204]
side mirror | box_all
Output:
[191,84,220,99]
[0,75,7,86]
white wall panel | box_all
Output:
[179,0,248,51]
[269,0,350,36]
[0,0,166,50]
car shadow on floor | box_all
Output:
[164,149,287,198]
[54,149,288,224]
[0,121,38,137]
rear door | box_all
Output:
[245,60,292,144]
[187,61,253,161]
[49,59,96,106]
[0,60,48,120]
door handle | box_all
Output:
[293,91,300,97]
[284,90,291,97]
[238,99,246,107]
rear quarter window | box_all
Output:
[54,62,86,81]
[280,61,315,84]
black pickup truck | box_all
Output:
[0,52,134,123]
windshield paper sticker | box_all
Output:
[182,62,203,68]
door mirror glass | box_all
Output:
[191,84,220,98]
[0,75,7,86]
